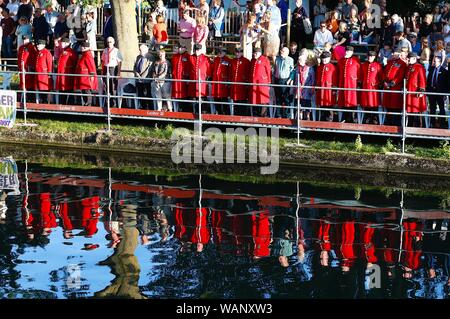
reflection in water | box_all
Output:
[0,159,449,299]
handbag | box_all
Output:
[303,17,313,35]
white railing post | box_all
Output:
[402,80,407,154]
[21,61,27,125]
[106,72,111,133]
[198,68,202,138]
[297,78,301,146]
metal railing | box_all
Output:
[2,66,449,152]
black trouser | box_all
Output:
[291,27,307,49]
[275,78,291,118]
[36,91,49,104]
[136,82,151,109]
[104,66,118,107]
[215,98,230,115]
[429,94,446,128]
[233,100,250,116]
[386,109,402,126]
[59,90,74,105]
[81,89,93,106]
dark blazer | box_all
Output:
[133,55,153,82]
[103,16,113,41]
[426,66,448,93]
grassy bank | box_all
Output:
[4,118,450,160]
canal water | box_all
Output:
[0,154,449,299]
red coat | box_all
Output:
[405,63,427,113]
[56,47,78,91]
[188,54,211,98]
[360,224,377,263]
[211,56,232,99]
[360,61,383,108]
[383,58,407,110]
[34,48,53,91]
[39,193,57,230]
[81,197,100,237]
[18,43,37,90]
[336,221,357,268]
[74,51,98,91]
[251,211,271,258]
[316,220,332,251]
[249,55,272,105]
[230,57,251,101]
[337,56,361,108]
[171,52,190,99]
[316,62,337,107]
[401,221,423,270]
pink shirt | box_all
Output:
[178,17,196,38]
[194,25,208,45]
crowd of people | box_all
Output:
[3,0,450,128]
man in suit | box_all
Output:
[133,44,153,109]
[103,7,113,45]
[427,55,449,128]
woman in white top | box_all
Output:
[85,11,97,56]
[240,13,258,60]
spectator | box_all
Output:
[313,0,327,30]
[15,16,32,49]
[103,7,113,44]
[258,10,280,64]
[380,16,395,46]
[178,9,196,55]
[17,0,33,22]
[408,32,421,54]
[289,41,299,65]
[391,14,404,33]
[378,42,393,66]
[427,55,448,128]
[341,0,358,22]
[66,0,81,30]
[326,10,340,34]
[292,52,315,120]
[6,0,19,21]
[418,14,433,42]
[420,37,431,75]
[434,39,447,68]
[209,0,224,39]
[314,21,334,50]
[53,13,69,40]
[443,20,450,45]
[273,47,294,118]
[32,8,51,44]
[151,49,172,112]
[193,15,208,55]
[1,8,15,58]
[347,7,360,42]
[395,31,412,52]
[239,13,257,60]
[133,44,153,110]
[154,0,167,21]
[253,0,266,23]
[360,16,375,45]
[153,14,168,48]
[432,5,442,35]
[265,0,281,34]
[85,11,97,55]
[291,0,309,50]
[143,12,156,45]
[44,5,58,34]
[332,21,351,61]
[101,37,123,107]
[407,12,420,34]
[277,0,288,42]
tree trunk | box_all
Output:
[111,0,139,73]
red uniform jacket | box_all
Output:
[337,56,361,108]
[56,47,78,91]
[249,55,272,105]
[379,227,400,264]
[74,51,98,91]
[405,63,427,113]
[401,221,422,270]
[171,52,190,99]
[251,211,271,258]
[211,56,232,99]
[230,56,251,101]
[383,58,407,110]
[18,43,37,90]
[34,49,53,91]
[39,193,57,231]
[174,204,210,245]
[360,61,383,108]
[188,54,211,98]
[316,62,337,107]
[359,224,378,264]
[211,209,230,246]
[336,221,357,268]
[231,214,252,256]
[80,197,100,237]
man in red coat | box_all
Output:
[337,46,360,123]
[361,51,384,124]
[383,50,407,126]
[34,39,53,103]
[211,47,232,115]
[17,35,36,102]
[250,47,271,117]
[55,38,77,105]
[188,43,211,114]
[74,42,98,106]
[405,52,427,127]
[171,44,190,112]
[230,47,251,116]
[316,51,337,121]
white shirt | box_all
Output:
[102,47,123,68]
[314,29,334,47]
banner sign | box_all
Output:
[0,90,17,128]
[0,157,19,191]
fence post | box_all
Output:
[198,68,202,138]
[297,78,301,146]
[106,72,111,133]
[401,80,407,154]
[21,61,27,125]
[287,9,291,47]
